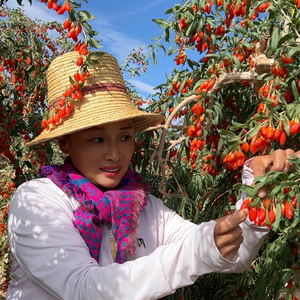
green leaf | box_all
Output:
[234,24,247,35]
[78,10,94,22]
[269,185,282,196]
[218,137,223,152]
[213,103,223,125]
[185,17,197,36]
[270,26,281,53]
[160,102,167,115]
[69,9,77,22]
[152,18,169,28]
[152,51,157,67]
[218,129,239,141]
[291,79,299,102]
[82,22,93,36]
[165,27,170,43]
[86,37,102,49]
[249,196,261,207]
[277,33,294,48]
[234,183,256,197]
[87,51,105,61]
[272,202,282,232]
[287,46,300,58]
[158,44,167,56]
[164,8,173,14]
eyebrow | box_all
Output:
[86,125,134,131]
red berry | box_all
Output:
[65,1,71,12]
[77,56,83,66]
[74,72,80,82]
[249,207,258,222]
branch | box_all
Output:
[273,0,300,39]
[167,136,186,151]
[145,123,183,132]
[150,94,198,197]
[151,43,275,198]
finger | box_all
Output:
[270,149,289,172]
[283,149,296,172]
[249,154,273,179]
[257,185,267,198]
[214,215,227,223]
[295,150,300,158]
[214,209,248,235]
[219,238,243,261]
[250,150,289,198]
[215,226,243,246]
[215,231,244,261]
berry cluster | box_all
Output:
[250,79,300,154]
[195,79,215,98]
[240,189,298,229]
[41,0,71,15]
[41,43,90,130]
[186,102,207,169]
[223,148,248,171]
[175,0,271,66]
[38,0,93,130]
[189,138,206,169]
[201,153,221,176]
[168,78,193,96]
[186,102,205,138]
[63,18,82,43]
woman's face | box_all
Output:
[58,119,135,191]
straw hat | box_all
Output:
[26,51,164,147]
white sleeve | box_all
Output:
[220,159,269,273]
[8,179,240,300]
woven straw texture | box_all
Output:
[27,51,164,147]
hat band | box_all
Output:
[81,83,128,96]
[48,82,129,110]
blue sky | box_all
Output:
[7,0,180,98]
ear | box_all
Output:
[57,136,70,154]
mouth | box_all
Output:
[100,166,122,173]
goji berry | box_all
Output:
[285,202,293,219]
[249,207,258,222]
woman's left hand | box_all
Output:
[249,149,300,197]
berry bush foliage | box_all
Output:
[1,0,300,299]
[141,0,300,299]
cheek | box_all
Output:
[128,143,135,158]
[68,147,97,169]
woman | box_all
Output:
[6,51,297,300]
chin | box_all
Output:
[93,180,121,192]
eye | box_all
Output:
[121,135,132,141]
[92,137,104,143]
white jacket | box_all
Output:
[7,163,268,300]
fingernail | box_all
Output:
[282,167,289,173]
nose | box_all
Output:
[103,141,120,162]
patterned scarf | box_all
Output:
[40,156,150,264]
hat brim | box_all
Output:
[26,51,165,147]
[26,90,164,147]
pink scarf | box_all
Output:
[40,156,150,263]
